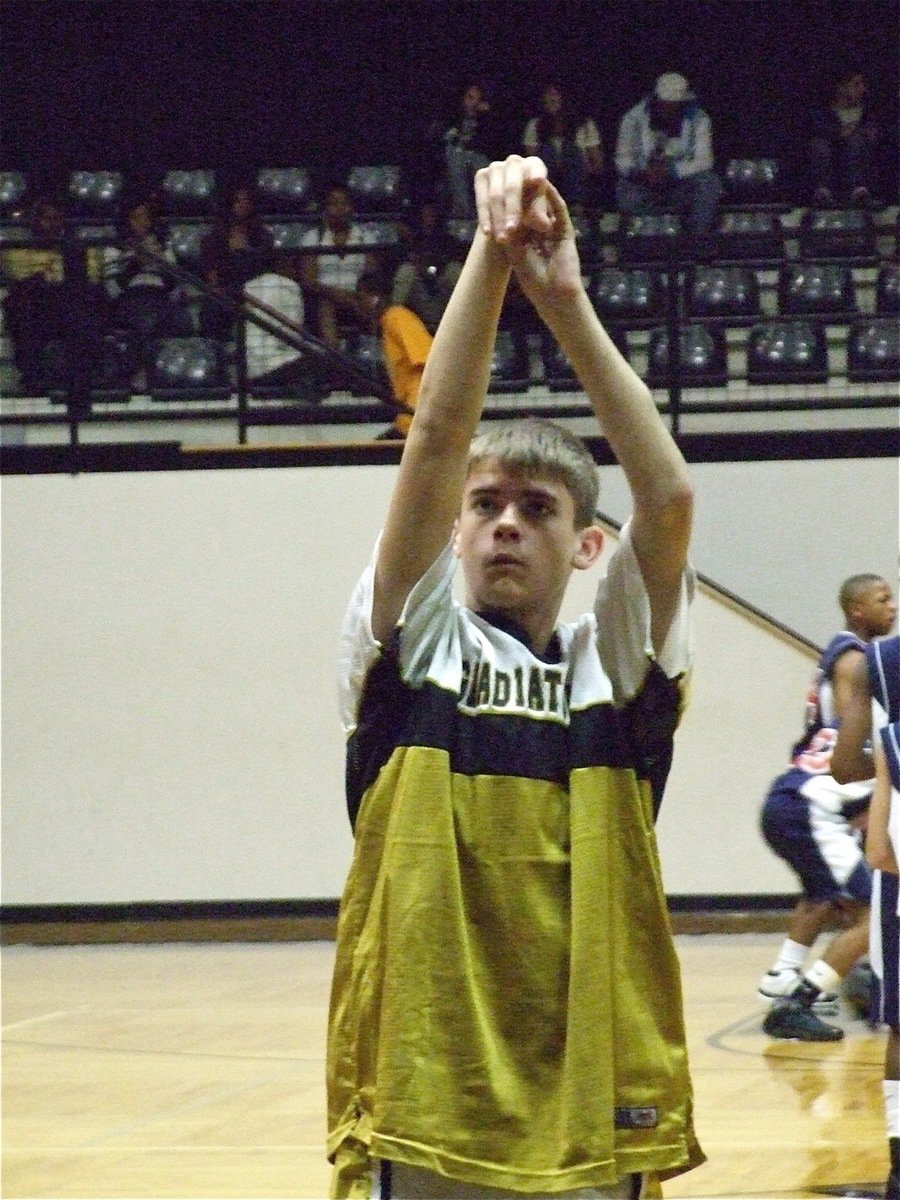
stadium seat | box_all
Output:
[876,263,900,315]
[487,329,530,393]
[541,340,579,391]
[445,218,477,246]
[846,317,900,383]
[778,263,857,318]
[255,167,312,217]
[37,332,136,405]
[267,220,317,251]
[90,332,139,401]
[644,323,728,388]
[591,267,666,327]
[685,265,761,323]
[542,329,629,392]
[161,170,218,217]
[67,170,124,219]
[618,212,682,264]
[346,165,403,215]
[571,213,600,267]
[0,171,29,218]
[357,219,401,247]
[746,320,829,384]
[723,158,783,207]
[167,223,210,269]
[343,332,391,396]
[798,207,877,262]
[716,210,784,263]
[147,336,230,399]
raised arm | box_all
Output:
[370,200,514,642]
[482,158,693,654]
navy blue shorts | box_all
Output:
[761,784,871,904]
[872,871,900,1032]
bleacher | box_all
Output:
[1,159,897,447]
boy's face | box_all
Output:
[454,459,596,627]
[854,581,897,639]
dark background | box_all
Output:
[2,0,898,203]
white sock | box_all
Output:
[884,1079,900,1137]
[772,939,808,972]
[804,960,841,994]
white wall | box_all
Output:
[593,456,899,648]
[1,456,896,905]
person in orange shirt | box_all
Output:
[356,268,433,439]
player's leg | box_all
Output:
[764,817,872,1042]
[759,785,840,1012]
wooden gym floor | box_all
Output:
[1,932,889,1199]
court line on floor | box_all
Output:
[3,1034,322,1064]
[1,1008,86,1032]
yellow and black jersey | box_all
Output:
[328,523,703,1196]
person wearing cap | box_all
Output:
[614,72,723,234]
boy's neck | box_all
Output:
[475,607,562,661]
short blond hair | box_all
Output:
[467,418,600,528]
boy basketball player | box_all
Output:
[758,575,896,1041]
[328,155,704,1198]
[834,635,900,1199]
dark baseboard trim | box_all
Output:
[0,899,339,946]
[2,427,898,476]
[0,899,341,924]
[0,896,796,945]
[667,893,794,912]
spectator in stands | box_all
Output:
[440,81,499,219]
[201,182,274,295]
[103,194,188,345]
[521,82,604,208]
[391,199,463,334]
[614,72,723,234]
[355,266,433,440]
[300,183,380,351]
[808,68,882,206]
[199,182,274,338]
[0,196,107,395]
[498,269,545,385]
[242,252,330,401]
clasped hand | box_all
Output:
[474,155,582,301]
